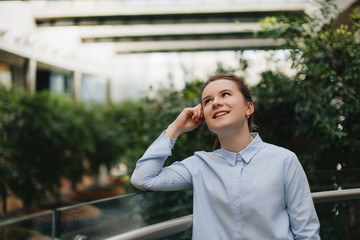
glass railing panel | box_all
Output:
[305,169,360,240]
[307,169,360,192]
[56,190,193,240]
[316,198,360,240]
[1,169,359,240]
[0,210,53,240]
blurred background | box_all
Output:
[0,0,359,239]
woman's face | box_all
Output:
[201,79,253,135]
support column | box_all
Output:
[106,78,113,104]
[72,71,82,101]
[24,58,36,93]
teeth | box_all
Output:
[215,112,227,118]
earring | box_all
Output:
[247,115,250,119]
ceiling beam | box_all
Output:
[30,2,307,27]
[27,1,305,53]
[114,38,284,54]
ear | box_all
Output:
[246,102,254,117]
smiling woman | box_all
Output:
[131,73,320,240]
[200,74,254,152]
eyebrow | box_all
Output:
[201,88,233,102]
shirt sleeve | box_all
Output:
[284,153,321,240]
[130,131,193,191]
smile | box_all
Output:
[213,111,229,119]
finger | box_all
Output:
[192,106,201,121]
[194,104,203,119]
[185,108,196,119]
[194,109,204,124]
[198,107,204,119]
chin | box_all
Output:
[207,125,228,135]
[209,121,246,135]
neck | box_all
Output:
[217,128,254,152]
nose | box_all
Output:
[212,97,223,108]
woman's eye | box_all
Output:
[204,99,211,105]
[222,92,230,97]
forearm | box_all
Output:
[131,132,175,190]
[164,122,183,139]
[164,104,203,139]
[132,105,202,190]
[131,131,193,191]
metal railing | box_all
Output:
[1,187,359,240]
[104,215,193,240]
[105,188,360,240]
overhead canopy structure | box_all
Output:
[0,0,357,101]
[28,0,308,54]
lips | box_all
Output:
[213,111,229,119]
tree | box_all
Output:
[0,88,125,215]
[252,3,360,238]
[257,0,360,170]
[0,89,92,210]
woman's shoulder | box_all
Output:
[194,149,222,159]
[179,151,214,174]
[260,141,297,160]
[181,150,221,166]
[181,150,226,174]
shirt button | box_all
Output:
[234,232,241,239]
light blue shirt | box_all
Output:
[131,132,320,240]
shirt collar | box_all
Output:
[219,133,263,166]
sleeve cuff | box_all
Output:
[162,130,177,149]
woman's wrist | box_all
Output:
[164,123,183,139]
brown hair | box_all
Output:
[201,73,255,150]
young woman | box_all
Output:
[131,73,320,240]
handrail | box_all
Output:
[0,210,53,227]
[105,188,360,240]
[312,188,360,203]
[104,215,193,240]
[57,192,137,211]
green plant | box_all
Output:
[0,87,130,215]
[0,89,90,209]
[252,3,360,239]
[257,0,360,170]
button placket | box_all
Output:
[233,153,243,239]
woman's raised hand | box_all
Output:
[165,104,204,138]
